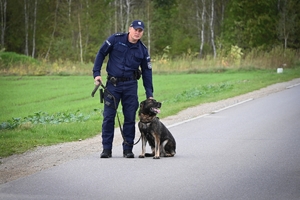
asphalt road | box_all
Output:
[1,85,300,200]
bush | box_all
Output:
[0,52,39,69]
[242,46,298,69]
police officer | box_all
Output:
[93,20,153,158]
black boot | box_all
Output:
[123,149,134,158]
[100,149,112,158]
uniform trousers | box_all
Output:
[101,80,139,151]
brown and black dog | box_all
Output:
[138,99,176,159]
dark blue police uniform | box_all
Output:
[93,32,153,155]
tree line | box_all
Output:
[0,0,299,63]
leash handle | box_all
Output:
[91,80,105,97]
[91,84,100,97]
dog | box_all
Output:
[138,99,176,159]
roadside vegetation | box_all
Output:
[1,50,300,158]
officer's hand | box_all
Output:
[94,76,102,86]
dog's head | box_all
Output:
[139,98,162,117]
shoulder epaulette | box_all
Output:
[114,33,126,37]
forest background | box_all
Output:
[0,0,299,70]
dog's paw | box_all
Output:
[139,155,145,158]
[145,153,154,157]
[164,153,175,157]
[153,156,160,159]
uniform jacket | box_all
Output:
[93,33,153,98]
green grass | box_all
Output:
[1,67,300,157]
[151,68,300,117]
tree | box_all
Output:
[222,0,278,50]
[209,0,216,58]
[77,3,83,63]
[152,0,178,55]
[1,0,299,62]
[45,0,59,60]
[31,0,37,58]
[24,0,29,56]
[0,0,6,50]
[195,0,206,58]
[277,0,298,49]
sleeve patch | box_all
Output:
[105,40,111,46]
[147,62,152,69]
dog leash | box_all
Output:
[91,82,141,146]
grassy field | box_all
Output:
[1,67,300,157]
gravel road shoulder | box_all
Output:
[1,78,300,184]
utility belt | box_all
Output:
[107,76,136,86]
[107,76,135,82]
[107,70,141,86]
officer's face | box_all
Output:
[128,27,144,43]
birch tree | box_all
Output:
[67,0,74,44]
[78,8,83,63]
[114,0,117,32]
[195,0,206,58]
[210,0,216,58]
[31,0,37,58]
[125,0,131,29]
[68,0,72,24]
[146,0,151,54]
[84,0,90,60]
[277,0,297,50]
[45,0,59,60]
[116,0,132,31]
[24,0,29,56]
[23,0,37,57]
